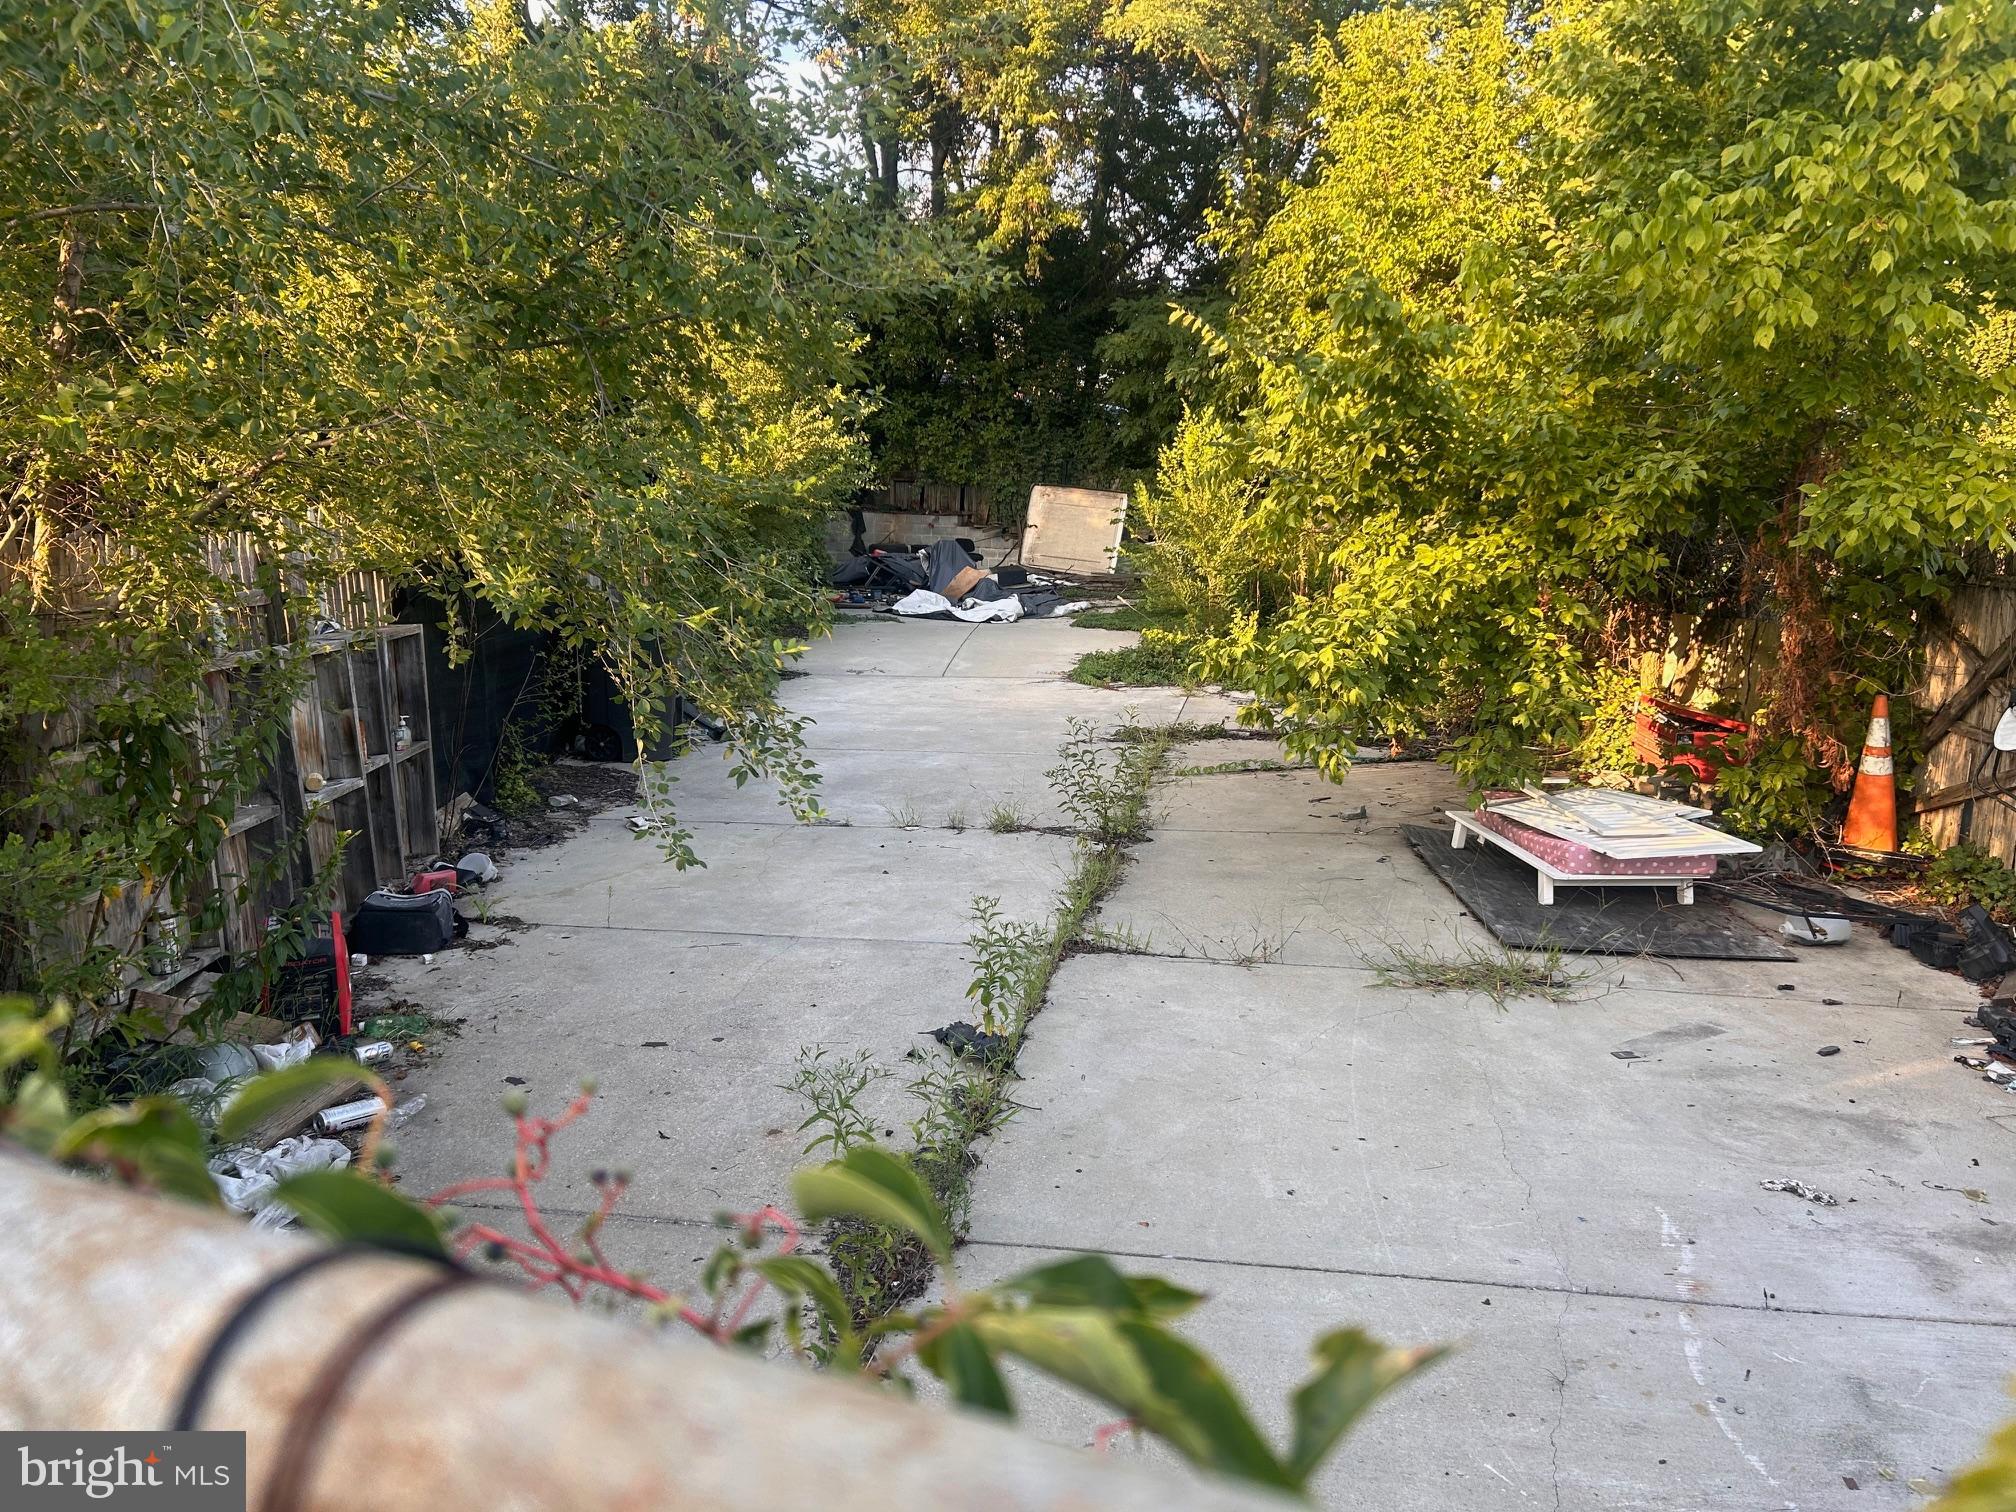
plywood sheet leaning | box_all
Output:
[1021,486,1127,574]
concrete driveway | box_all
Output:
[380,614,2016,1510]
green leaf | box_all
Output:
[993,1253,1204,1319]
[1118,1319,1294,1488]
[271,1169,448,1256]
[753,1254,855,1339]
[919,1322,1014,1416]
[1286,1328,1445,1484]
[5,1070,72,1152]
[217,1059,378,1146]
[969,1307,1163,1422]
[52,1097,221,1206]
[791,1146,954,1261]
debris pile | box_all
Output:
[831,538,1090,623]
[1955,994,2016,1096]
[1760,1178,1840,1206]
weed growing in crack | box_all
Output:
[794,719,1182,1337]
[907,1060,1017,1235]
[1174,757,1299,776]
[783,1046,889,1157]
[985,799,1031,833]
[1221,916,1299,965]
[886,798,923,828]
[1110,720,1271,744]
[1360,934,1591,1007]
[1075,920,1156,955]
[965,896,1051,1035]
[945,803,969,831]
[1048,715,1170,842]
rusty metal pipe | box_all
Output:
[0,1158,1282,1510]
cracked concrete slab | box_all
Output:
[961,746,2016,1507]
[643,748,1070,829]
[367,614,2012,1508]
[954,1241,2008,1510]
[971,952,2013,1321]
[388,930,962,1235]
[782,676,1187,754]
[465,819,1076,943]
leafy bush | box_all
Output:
[1573,666,1647,783]
[1138,0,2016,790]
[1914,841,2016,924]
[1709,736,1831,842]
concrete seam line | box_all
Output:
[1060,949,1977,1012]
[491,922,977,947]
[954,1236,2016,1332]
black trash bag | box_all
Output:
[830,556,876,587]
[1957,904,2016,982]
[926,1021,1015,1066]
[462,801,510,846]
[924,538,983,595]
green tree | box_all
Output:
[801,0,1322,512]
[1143,0,2016,797]
[1,0,964,1003]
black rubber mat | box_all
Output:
[1402,823,1795,960]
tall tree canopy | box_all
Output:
[1142,0,2016,798]
[799,0,1359,506]
[0,0,964,997]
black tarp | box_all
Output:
[396,591,691,803]
[1402,823,1796,960]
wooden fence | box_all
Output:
[1914,579,2016,862]
[4,528,432,1006]
[865,477,999,527]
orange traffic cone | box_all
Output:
[1841,693,1897,853]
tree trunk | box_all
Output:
[1756,427,1852,780]
[49,223,86,361]
[879,133,900,208]
[928,102,955,218]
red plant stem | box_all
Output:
[424,1095,812,1340]
[1091,1419,1137,1452]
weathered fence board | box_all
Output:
[1914,579,2016,863]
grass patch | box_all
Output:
[1069,638,1196,689]
[985,800,1031,833]
[1174,757,1298,776]
[1074,920,1156,955]
[1073,605,1187,633]
[1110,720,1271,744]
[1362,936,1590,1008]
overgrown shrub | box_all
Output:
[1909,839,2016,923]
[1572,665,1647,784]
[1709,735,1832,842]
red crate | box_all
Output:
[1632,695,1749,782]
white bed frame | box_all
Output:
[1446,811,1699,906]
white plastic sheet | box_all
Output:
[888,589,1024,623]
[252,1025,318,1071]
[210,1134,352,1229]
